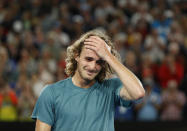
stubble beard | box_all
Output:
[78,66,97,83]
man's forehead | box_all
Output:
[81,47,100,59]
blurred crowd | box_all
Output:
[0,0,187,122]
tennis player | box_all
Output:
[31,29,145,131]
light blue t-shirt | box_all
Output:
[31,77,132,131]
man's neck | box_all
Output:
[72,72,95,89]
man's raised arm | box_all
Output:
[84,36,145,100]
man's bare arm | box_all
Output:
[105,53,145,100]
[35,119,51,131]
[84,36,145,100]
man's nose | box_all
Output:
[89,61,97,70]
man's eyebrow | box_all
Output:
[85,56,94,60]
[84,57,103,62]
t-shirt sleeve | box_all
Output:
[31,85,55,126]
[109,78,132,107]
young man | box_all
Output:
[31,29,145,131]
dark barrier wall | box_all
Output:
[115,121,187,131]
[0,122,35,131]
[0,121,187,131]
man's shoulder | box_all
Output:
[52,77,71,86]
[101,77,121,85]
[43,78,71,92]
[97,77,121,91]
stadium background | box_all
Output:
[0,0,187,130]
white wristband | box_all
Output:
[106,43,111,52]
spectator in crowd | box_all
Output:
[151,8,173,42]
[160,80,186,121]
[124,50,141,78]
[158,53,184,88]
[135,77,161,121]
[17,80,36,121]
[0,77,18,121]
[115,104,135,121]
[144,28,166,64]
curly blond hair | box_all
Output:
[65,29,121,82]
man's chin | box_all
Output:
[80,71,98,81]
[83,75,96,82]
[84,77,94,81]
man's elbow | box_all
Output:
[134,79,145,100]
[135,89,145,100]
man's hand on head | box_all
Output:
[84,36,111,60]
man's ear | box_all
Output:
[75,53,79,61]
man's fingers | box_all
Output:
[86,36,111,52]
[84,44,97,51]
[89,36,103,43]
[85,37,100,45]
[84,41,97,47]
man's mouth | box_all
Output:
[86,70,96,76]
[87,71,94,75]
